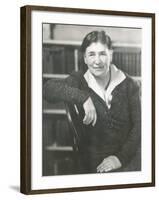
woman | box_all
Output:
[43,30,141,173]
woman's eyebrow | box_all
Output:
[87,51,95,55]
[100,51,107,54]
[88,50,106,54]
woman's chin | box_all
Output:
[92,71,106,78]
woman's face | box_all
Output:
[84,42,113,78]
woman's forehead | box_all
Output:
[85,42,109,52]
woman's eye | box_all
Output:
[100,52,107,56]
[88,53,95,57]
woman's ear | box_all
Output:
[109,49,113,63]
[83,54,87,65]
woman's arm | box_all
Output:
[115,79,141,167]
[43,72,97,126]
[43,72,90,104]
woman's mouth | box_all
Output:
[93,67,104,71]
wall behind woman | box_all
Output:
[43,24,141,45]
[54,25,141,44]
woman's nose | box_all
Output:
[94,55,100,64]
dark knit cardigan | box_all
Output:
[43,70,141,172]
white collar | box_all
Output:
[84,64,126,108]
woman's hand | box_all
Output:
[83,97,97,126]
[97,156,122,173]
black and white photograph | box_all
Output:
[42,24,141,176]
[20,6,155,194]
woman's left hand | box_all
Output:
[83,97,97,126]
[97,155,122,173]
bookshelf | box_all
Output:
[42,39,141,176]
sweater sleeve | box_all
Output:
[115,78,141,167]
[43,72,90,105]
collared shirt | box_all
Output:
[84,64,126,109]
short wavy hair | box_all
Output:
[80,30,112,53]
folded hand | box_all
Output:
[97,155,122,173]
[83,97,97,126]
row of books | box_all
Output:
[43,115,73,147]
[43,45,77,74]
[113,50,141,76]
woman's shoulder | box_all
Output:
[69,70,85,79]
[124,73,140,86]
[124,73,141,95]
[67,70,87,85]
[63,70,88,89]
